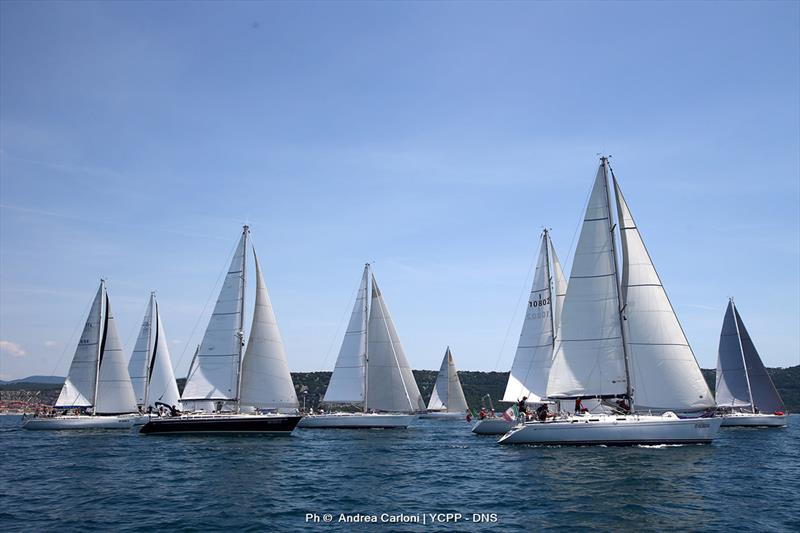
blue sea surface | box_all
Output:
[1,415,798,532]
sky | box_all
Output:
[1,1,798,381]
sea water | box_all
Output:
[0,415,797,532]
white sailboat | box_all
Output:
[472,229,567,435]
[715,299,787,427]
[127,292,182,424]
[141,226,301,434]
[23,280,139,430]
[420,347,469,419]
[298,264,424,428]
[500,157,721,445]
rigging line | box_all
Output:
[319,269,364,369]
[172,236,241,375]
[491,242,537,372]
[48,287,95,379]
[562,165,597,277]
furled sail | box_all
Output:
[146,299,182,409]
[547,163,628,399]
[503,232,557,402]
[239,250,299,409]
[428,347,468,412]
[182,230,247,401]
[366,275,425,412]
[128,294,155,406]
[614,178,714,412]
[55,282,105,408]
[323,265,369,404]
[716,300,784,413]
[94,292,138,414]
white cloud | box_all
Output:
[0,341,27,358]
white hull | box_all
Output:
[498,413,722,445]
[471,418,516,435]
[297,413,415,428]
[720,412,787,427]
[419,411,466,420]
[22,415,135,430]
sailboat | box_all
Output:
[298,264,425,428]
[500,157,722,445]
[472,229,567,435]
[23,280,139,430]
[715,299,787,427]
[140,226,302,434]
[420,347,469,419]
[127,292,182,424]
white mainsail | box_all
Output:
[428,347,468,412]
[128,294,155,406]
[614,178,714,412]
[503,231,560,402]
[94,294,138,414]
[56,282,104,408]
[239,250,299,409]
[146,298,182,409]
[323,265,369,404]
[182,230,247,401]
[366,274,425,412]
[547,164,628,400]
[716,300,784,413]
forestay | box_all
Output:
[239,251,299,409]
[182,231,246,401]
[323,265,369,404]
[366,275,425,412]
[547,164,628,399]
[428,347,468,412]
[614,179,714,412]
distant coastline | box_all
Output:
[2,366,797,413]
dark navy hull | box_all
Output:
[140,414,302,435]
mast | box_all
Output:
[92,280,106,414]
[601,157,635,412]
[363,263,370,414]
[235,225,249,411]
[730,298,755,412]
[143,292,156,409]
[543,229,557,349]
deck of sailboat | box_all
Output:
[22,414,136,430]
[140,413,302,434]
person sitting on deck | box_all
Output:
[575,398,588,414]
[535,403,549,422]
[616,399,630,413]
[478,407,487,420]
[517,396,528,420]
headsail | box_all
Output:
[239,250,299,409]
[366,274,425,412]
[547,163,628,399]
[428,347,468,412]
[94,291,138,414]
[614,178,714,412]
[716,300,784,413]
[55,282,105,408]
[503,231,558,402]
[146,298,182,409]
[128,294,155,407]
[323,265,369,404]
[182,229,247,401]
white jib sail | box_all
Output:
[94,292,138,414]
[55,282,104,408]
[239,250,299,409]
[549,235,568,337]
[128,294,155,406]
[503,232,556,402]
[146,299,182,409]
[182,230,247,401]
[547,163,628,399]
[614,178,714,412]
[428,347,468,412]
[366,274,425,412]
[323,265,369,404]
